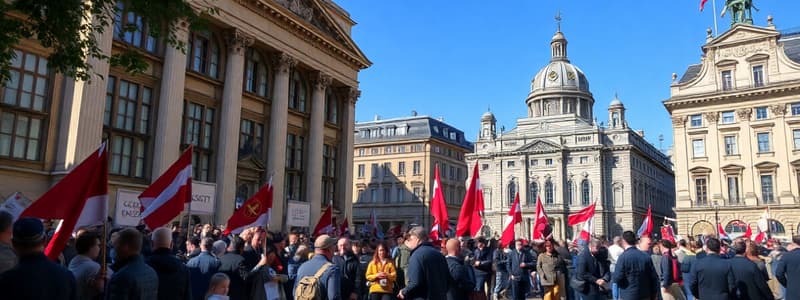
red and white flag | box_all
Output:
[139,146,192,230]
[532,196,550,241]
[568,202,596,226]
[429,165,449,240]
[661,224,676,243]
[754,230,766,244]
[718,223,730,240]
[456,162,484,237]
[700,0,709,11]
[757,206,771,232]
[500,192,522,247]
[743,224,753,239]
[21,144,108,260]
[313,204,334,237]
[223,178,272,235]
[578,215,594,242]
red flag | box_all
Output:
[500,192,522,247]
[313,204,334,237]
[743,224,752,239]
[532,196,549,241]
[754,230,766,244]
[578,215,594,242]
[456,162,484,237]
[717,223,730,240]
[339,216,350,236]
[139,146,192,230]
[388,224,403,237]
[661,224,676,243]
[429,165,449,240]
[637,205,653,238]
[21,144,108,260]
[700,0,709,11]
[223,179,272,235]
[568,202,596,226]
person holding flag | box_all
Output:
[456,162,484,238]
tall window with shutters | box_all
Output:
[182,102,215,181]
[104,76,153,178]
[0,49,49,161]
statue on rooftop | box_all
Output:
[721,0,758,25]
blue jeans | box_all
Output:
[511,277,529,300]
[494,271,509,294]
[475,272,489,294]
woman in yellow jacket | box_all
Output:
[365,242,397,300]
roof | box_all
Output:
[355,116,473,150]
[678,64,702,84]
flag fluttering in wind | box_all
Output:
[718,223,730,240]
[757,206,771,232]
[456,162,484,237]
[224,178,272,235]
[21,144,108,260]
[312,204,334,237]
[139,146,192,229]
[637,205,653,238]
[339,215,350,237]
[500,192,522,247]
[700,0,709,11]
[532,196,550,241]
[369,209,384,239]
[429,165,449,241]
[661,223,676,243]
[578,214,595,242]
[568,202,596,226]
[754,230,766,244]
[0,192,27,221]
[743,224,753,239]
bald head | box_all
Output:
[446,238,460,256]
[152,227,172,249]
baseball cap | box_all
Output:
[314,234,337,250]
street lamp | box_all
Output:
[713,200,720,239]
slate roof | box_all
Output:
[678,64,703,84]
[355,116,473,150]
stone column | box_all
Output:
[703,112,723,204]
[736,108,757,205]
[267,53,296,230]
[771,104,795,204]
[341,88,359,232]
[152,21,190,177]
[214,29,253,224]
[306,72,332,226]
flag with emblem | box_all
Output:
[1,192,27,221]
[223,178,272,235]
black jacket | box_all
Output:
[401,242,449,300]
[575,249,610,296]
[507,248,534,278]
[333,252,360,298]
[146,248,192,300]
[242,244,262,271]
[106,254,159,300]
[218,252,247,300]
[776,248,800,300]
[689,253,735,300]
[0,252,77,300]
[612,247,659,300]
[493,248,509,273]
[728,256,774,300]
[446,255,472,300]
[473,247,493,276]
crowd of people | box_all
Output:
[0,209,799,300]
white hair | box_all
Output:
[212,240,227,257]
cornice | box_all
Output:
[664,80,800,109]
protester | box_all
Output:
[334,237,360,300]
[472,237,493,299]
[729,239,773,299]
[212,240,227,258]
[218,236,247,300]
[612,231,658,300]
[294,234,341,300]
[352,240,372,300]
[242,229,264,270]
[287,244,310,298]
[247,247,287,300]
[397,226,449,300]
[147,227,192,300]
[745,239,769,279]
[537,239,565,300]
[767,243,787,300]
[0,218,77,299]
[444,238,474,300]
[492,243,510,299]
[188,237,222,300]
[206,272,230,300]
[186,237,201,260]
[69,232,106,300]
[688,237,734,300]
[0,211,17,274]
[394,233,412,289]
[607,236,623,300]
[365,242,397,300]
[775,234,800,298]
[106,228,159,300]
[675,239,696,300]
[658,240,686,300]
[508,238,534,300]
[574,239,609,300]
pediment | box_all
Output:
[754,161,779,170]
[238,155,266,171]
[706,24,779,48]
[518,140,561,153]
[689,166,712,174]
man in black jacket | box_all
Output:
[575,239,610,300]
[107,228,159,300]
[445,238,474,300]
[472,237,493,297]
[689,237,735,300]
[218,236,247,300]
[612,231,658,300]
[493,243,510,299]
[398,226,449,300]
[147,227,191,300]
[728,239,773,300]
[508,239,534,300]
[333,237,360,300]
[775,235,800,300]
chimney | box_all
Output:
[374,114,381,121]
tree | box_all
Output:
[0,0,217,83]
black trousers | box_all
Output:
[369,292,394,300]
[510,277,530,300]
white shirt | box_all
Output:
[608,244,624,266]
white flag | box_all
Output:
[0,192,27,221]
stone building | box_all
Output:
[351,114,472,232]
[665,17,800,240]
[467,29,674,241]
[0,0,370,230]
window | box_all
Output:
[794,130,800,149]
[383,187,390,203]
[398,162,406,176]
[481,164,489,171]
[371,163,379,178]
[322,145,337,204]
[371,188,378,203]
[612,111,619,127]
[566,180,574,205]
[0,49,49,161]
[724,136,737,155]
[757,132,770,153]
[792,103,800,116]
[325,89,339,125]
[690,114,702,127]
[579,156,588,164]
[289,71,308,112]
[371,148,379,155]
[581,179,590,206]
[727,176,740,204]
[528,182,539,205]
[187,31,220,78]
[285,133,305,201]
[695,177,708,206]
[760,174,775,204]
[384,146,392,154]
[413,160,421,175]
[183,102,215,181]
[692,139,705,158]
[544,180,554,205]
[507,181,516,205]
[113,2,157,53]
[530,159,538,166]
[721,111,735,124]
[449,166,455,180]
[383,162,391,177]
[545,159,553,166]
[413,187,422,201]
[396,187,405,203]
[753,65,764,87]
[358,148,365,156]
[507,160,515,168]
[755,107,768,120]
[243,48,269,97]
[238,119,264,161]
[105,76,153,178]
[357,164,365,178]
[721,70,733,91]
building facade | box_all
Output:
[352,114,472,233]
[468,29,675,241]
[0,0,370,230]
[665,18,800,240]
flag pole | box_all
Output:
[712,0,719,36]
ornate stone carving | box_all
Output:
[225,29,254,55]
[717,42,769,59]
[344,87,361,104]
[275,0,314,22]
[704,112,719,124]
[736,108,752,120]
[273,53,297,74]
[770,104,787,117]
[313,72,332,91]
[671,115,687,127]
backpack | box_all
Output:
[295,262,332,300]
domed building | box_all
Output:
[466,29,675,240]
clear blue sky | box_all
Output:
[337,0,800,151]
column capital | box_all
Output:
[736,108,752,120]
[671,115,686,128]
[225,29,255,56]
[273,52,298,74]
[175,19,191,34]
[342,86,361,104]
[313,72,332,91]
[703,111,718,124]
[770,104,787,117]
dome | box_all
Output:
[610,94,623,107]
[530,31,590,94]
[481,110,496,122]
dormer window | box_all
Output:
[752,65,765,87]
[721,70,733,91]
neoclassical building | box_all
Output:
[467,29,675,241]
[665,17,800,240]
[0,0,370,230]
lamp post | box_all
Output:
[713,200,720,239]
[421,188,427,227]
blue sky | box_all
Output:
[337,0,800,151]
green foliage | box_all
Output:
[0,0,218,83]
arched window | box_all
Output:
[289,71,307,112]
[764,219,786,235]
[325,88,339,124]
[113,2,158,53]
[544,180,554,204]
[566,180,574,205]
[187,30,220,78]
[581,179,591,206]
[244,48,269,97]
[725,220,748,237]
[528,182,539,206]
[507,181,516,206]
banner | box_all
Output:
[115,189,143,227]
[191,182,216,214]
[287,201,310,227]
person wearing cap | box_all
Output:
[0,211,17,274]
[0,217,77,299]
[294,234,341,300]
[106,228,159,300]
[472,236,493,298]
[612,231,658,300]
[397,226,449,300]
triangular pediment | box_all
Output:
[705,24,779,49]
[518,139,561,153]
[238,155,266,171]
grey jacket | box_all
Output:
[68,254,102,300]
[0,241,16,274]
[106,254,159,300]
